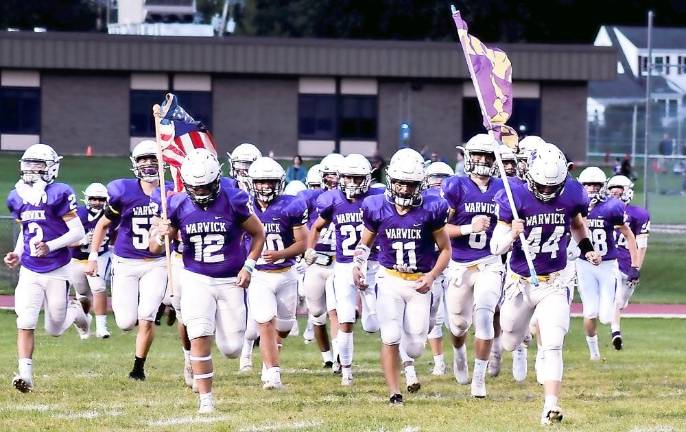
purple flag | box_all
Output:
[452,9,513,130]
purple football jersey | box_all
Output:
[443,176,504,263]
[168,187,252,278]
[70,205,112,260]
[298,189,336,254]
[316,188,385,263]
[7,182,78,273]
[108,179,173,259]
[496,178,588,277]
[253,194,308,271]
[362,194,448,273]
[614,204,650,274]
[582,197,625,262]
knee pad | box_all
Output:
[16,313,38,331]
[473,307,495,340]
[403,337,425,359]
[380,323,401,346]
[361,311,379,333]
[216,334,243,359]
[276,318,295,334]
[541,346,563,382]
[500,332,521,352]
[115,315,137,331]
[448,315,470,338]
[310,313,327,326]
[185,318,215,340]
[428,323,443,339]
[44,320,64,337]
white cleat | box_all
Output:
[512,344,528,382]
[431,360,446,376]
[76,313,92,340]
[239,356,252,373]
[12,374,33,393]
[540,406,563,425]
[198,395,215,414]
[589,353,601,361]
[183,362,194,388]
[262,377,283,390]
[303,322,314,344]
[470,371,486,398]
[95,328,111,339]
[488,350,502,378]
[535,350,545,385]
[341,368,353,386]
[453,351,469,385]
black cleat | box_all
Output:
[612,331,623,351]
[323,361,333,369]
[407,382,421,393]
[167,308,177,326]
[389,393,404,405]
[12,376,33,393]
[154,304,164,326]
[128,369,146,381]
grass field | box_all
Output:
[0,313,684,431]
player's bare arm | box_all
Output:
[571,214,601,265]
[237,214,266,288]
[305,216,329,264]
[352,227,376,290]
[86,214,113,276]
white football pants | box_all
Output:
[576,259,618,324]
[333,261,379,332]
[111,256,167,330]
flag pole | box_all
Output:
[153,101,174,298]
[451,5,539,286]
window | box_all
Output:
[639,56,648,75]
[173,91,212,131]
[667,99,678,118]
[0,87,41,134]
[678,56,686,75]
[461,97,540,142]
[298,94,336,140]
[130,90,168,136]
[339,95,377,140]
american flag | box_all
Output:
[159,93,217,192]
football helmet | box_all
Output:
[389,148,425,167]
[319,153,345,190]
[525,143,568,202]
[517,135,546,178]
[20,143,62,184]
[228,143,261,188]
[130,140,160,183]
[606,175,634,203]
[180,149,222,206]
[284,180,307,196]
[338,154,372,199]
[386,151,426,207]
[497,146,517,177]
[425,161,454,188]
[306,164,322,189]
[83,182,109,210]
[459,134,497,177]
[578,166,608,203]
[248,156,285,203]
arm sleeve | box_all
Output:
[13,225,23,256]
[45,216,86,252]
[490,222,514,255]
[361,198,380,233]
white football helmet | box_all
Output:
[306,164,322,189]
[517,135,546,178]
[386,151,426,206]
[20,143,62,184]
[578,166,608,203]
[425,161,454,188]
[497,146,518,177]
[180,149,222,206]
[525,143,568,202]
[389,148,425,167]
[228,143,262,188]
[606,175,634,203]
[83,182,109,210]
[319,153,345,190]
[459,134,497,177]
[284,180,307,196]
[130,140,160,183]
[338,154,372,199]
[248,156,285,203]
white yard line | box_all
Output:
[238,419,323,431]
[147,415,235,427]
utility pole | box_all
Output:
[643,10,653,210]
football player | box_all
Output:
[69,182,112,338]
[306,154,384,386]
[5,144,89,392]
[442,134,505,398]
[353,150,450,405]
[86,140,173,381]
[228,142,261,191]
[491,142,600,424]
[151,149,264,413]
[576,168,639,360]
[247,157,308,389]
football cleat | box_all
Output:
[323,361,333,369]
[332,355,341,375]
[96,328,111,339]
[431,360,446,376]
[470,371,487,398]
[406,372,421,394]
[262,377,283,390]
[184,362,194,388]
[341,368,353,386]
[589,353,601,361]
[389,393,404,406]
[512,344,528,382]
[303,322,314,344]
[198,395,215,414]
[541,406,563,425]
[128,369,146,381]
[453,350,469,385]
[487,349,502,378]
[612,331,623,351]
[12,375,33,393]
[166,308,177,326]
[76,313,92,340]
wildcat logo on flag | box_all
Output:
[451,8,513,137]
[158,93,217,192]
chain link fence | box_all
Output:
[0,216,20,295]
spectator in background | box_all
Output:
[431,151,449,164]
[659,133,673,156]
[613,157,622,175]
[454,149,466,176]
[620,155,634,180]
[285,155,306,183]
[371,151,386,183]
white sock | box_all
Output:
[453,345,467,363]
[342,366,353,379]
[433,353,444,365]
[241,339,254,359]
[183,348,191,365]
[586,335,600,357]
[321,350,333,363]
[18,358,32,378]
[200,391,213,401]
[268,367,281,382]
[473,358,488,379]
[544,394,559,409]
[337,331,353,366]
[491,337,502,354]
[95,315,107,331]
[331,338,339,359]
[404,364,416,377]
[610,324,621,333]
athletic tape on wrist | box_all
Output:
[460,224,473,235]
[243,258,256,274]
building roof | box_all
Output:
[0,31,616,81]
[615,25,686,50]
[589,74,678,103]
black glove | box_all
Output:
[626,266,640,282]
